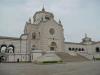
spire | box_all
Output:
[42,7,45,11]
[42,3,45,11]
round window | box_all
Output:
[49,28,55,35]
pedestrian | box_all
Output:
[93,56,95,62]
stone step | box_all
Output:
[56,52,89,62]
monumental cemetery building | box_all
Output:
[0,8,100,63]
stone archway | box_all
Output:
[0,44,8,53]
[0,55,6,63]
[8,45,15,53]
[50,42,57,51]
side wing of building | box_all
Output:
[0,35,29,62]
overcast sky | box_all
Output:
[0,0,100,42]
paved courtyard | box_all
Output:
[0,61,100,75]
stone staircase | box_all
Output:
[56,52,89,62]
[77,52,93,60]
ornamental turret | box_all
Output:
[81,33,93,45]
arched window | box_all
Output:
[82,48,84,51]
[0,45,7,53]
[32,32,36,39]
[79,48,81,51]
[96,47,100,52]
[69,48,71,51]
[8,45,14,53]
[49,28,55,35]
[72,48,74,51]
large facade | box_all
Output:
[0,8,100,62]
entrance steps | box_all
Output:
[56,52,89,62]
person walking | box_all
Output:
[93,56,95,62]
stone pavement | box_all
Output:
[0,61,100,75]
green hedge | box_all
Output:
[42,60,63,63]
[95,58,100,60]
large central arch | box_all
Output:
[50,42,57,51]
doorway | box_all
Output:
[50,42,57,51]
[0,56,6,63]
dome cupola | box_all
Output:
[81,33,93,45]
[33,7,54,24]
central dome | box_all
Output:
[33,8,54,24]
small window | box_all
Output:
[32,33,36,39]
[45,16,50,20]
[49,28,55,35]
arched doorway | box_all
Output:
[0,56,6,63]
[50,42,57,51]
[0,44,7,53]
[96,47,100,52]
[8,45,14,53]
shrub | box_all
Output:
[42,60,63,63]
[42,61,58,63]
[95,58,100,60]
